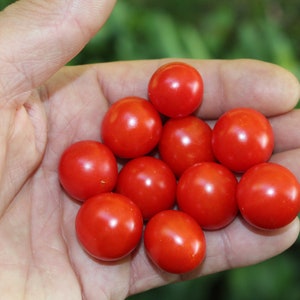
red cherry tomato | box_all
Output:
[211,108,274,173]
[101,97,162,158]
[58,140,118,201]
[116,156,177,220]
[144,210,206,274]
[158,116,214,177]
[148,62,204,118]
[75,193,143,261]
[237,162,300,230]
[177,162,238,230]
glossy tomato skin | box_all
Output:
[148,62,204,118]
[75,193,143,261]
[101,97,162,158]
[211,108,274,173]
[116,156,177,220]
[177,162,238,230]
[144,210,206,274]
[237,162,300,230]
[159,116,215,177]
[58,140,118,201]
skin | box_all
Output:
[0,0,299,299]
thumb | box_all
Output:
[0,0,116,102]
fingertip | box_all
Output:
[197,59,300,119]
[268,62,300,112]
[235,59,300,114]
[276,217,300,253]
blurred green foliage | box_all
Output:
[68,0,300,79]
[1,0,300,299]
[1,0,299,78]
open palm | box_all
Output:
[0,1,299,299]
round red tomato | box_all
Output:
[237,162,300,230]
[116,156,177,220]
[148,62,204,118]
[75,193,143,261]
[144,210,206,274]
[211,108,274,173]
[58,140,118,201]
[177,162,238,230]
[101,97,162,158]
[158,116,214,177]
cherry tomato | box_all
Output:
[116,156,177,220]
[58,140,118,201]
[75,193,143,261]
[237,162,300,230]
[144,210,206,274]
[158,116,214,177]
[148,62,204,118]
[177,162,238,230]
[211,108,274,173]
[101,96,162,158]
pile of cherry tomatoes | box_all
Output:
[58,62,300,274]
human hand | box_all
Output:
[0,1,299,299]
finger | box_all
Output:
[270,149,300,182]
[185,217,300,280]
[0,0,116,103]
[198,59,300,119]
[96,59,300,119]
[270,109,300,153]
[129,216,299,295]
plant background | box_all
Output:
[1,1,299,299]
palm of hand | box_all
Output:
[0,60,299,300]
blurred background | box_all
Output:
[1,0,299,299]
[69,0,300,80]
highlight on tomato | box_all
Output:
[177,162,238,230]
[101,96,162,158]
[148,62,204,118]
[237,162,300,230]
[116,156,177,220]
[58,140,118,201]
[75,193,143,261]
[158,115,215,177]
[144,210,206,274]
[211,107,274,173]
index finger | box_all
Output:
[96,58,300,119]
